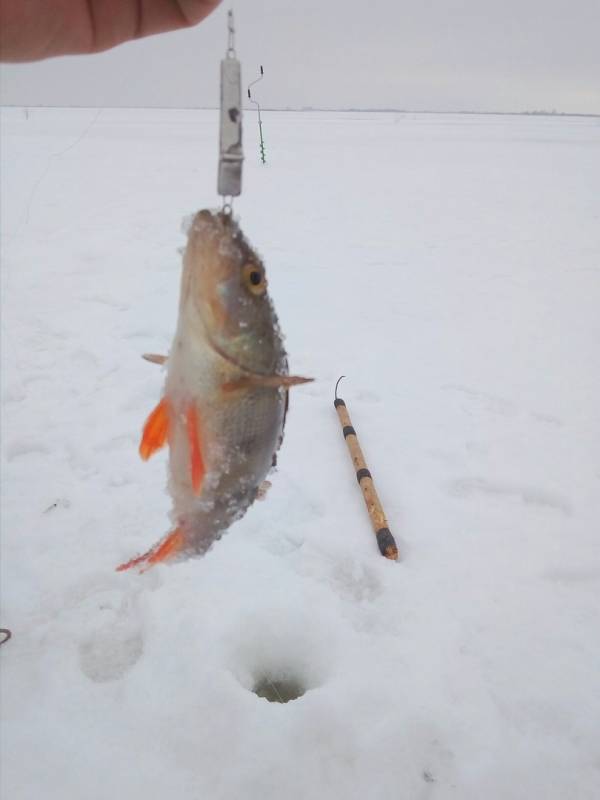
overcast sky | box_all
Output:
[1,0,599,113]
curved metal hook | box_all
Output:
[247,66,265,99]
[334,375,346,401]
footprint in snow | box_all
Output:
[5,438,52,462]
[76,582,146,683]
[330,556,383,603]
[447,476,572,516]
[355,389,382,404]
[530,411,563,427]
[1,384,26,404]
[69,349,100,370]
[442,384,515,417]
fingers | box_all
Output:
[0,0,222,63]
[119,1,223,46]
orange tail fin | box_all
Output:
[139,397,170,460]
[186,405,205,495]
[116,528,185,573]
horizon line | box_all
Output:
[2,104,599,119]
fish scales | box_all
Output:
[117,210,309,572]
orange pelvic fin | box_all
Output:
[222,375,314,392]
[116,528,185,573]
[186,405,205,495]
[139,397,170,460]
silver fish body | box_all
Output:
[118,211,306,571]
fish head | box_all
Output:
[182,210,286,374]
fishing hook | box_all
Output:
[247,66,267,164]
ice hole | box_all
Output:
[228,608,334,704]
[252,674,307,703]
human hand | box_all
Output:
[0,0,222,62]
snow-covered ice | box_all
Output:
[1,107,600,799]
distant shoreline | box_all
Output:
[2,105,599,119]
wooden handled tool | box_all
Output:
[334,377,398,561]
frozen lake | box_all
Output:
[1,107,600,799]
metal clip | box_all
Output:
[218,10,243,199]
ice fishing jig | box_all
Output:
[334,377,399,561]
[248,66,266,164]
[218,9,243,207]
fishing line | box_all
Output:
[2,107,104,398]
[7,107,103,245]
[266,677,285,703]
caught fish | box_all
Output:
[117,210,311,571]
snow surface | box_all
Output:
[1,107,600,799]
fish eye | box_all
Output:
[242,262,267,296]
